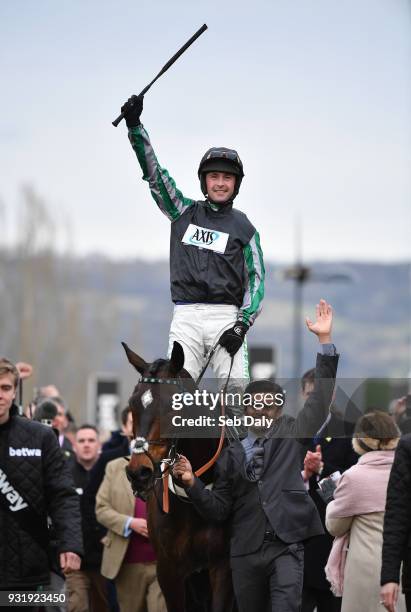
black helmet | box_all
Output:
[198,147,244,199]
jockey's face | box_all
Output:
[205,172,236,204]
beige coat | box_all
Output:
[95,456,135,580]
[326,451,406,612]
[327,512,402,612]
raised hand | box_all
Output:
[15,362,33,380]
[121,95,144,128]
[305,299,333,343]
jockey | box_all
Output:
[120,95,265,392]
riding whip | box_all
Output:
[112,23,208,127]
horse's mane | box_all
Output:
[146,358,194,386]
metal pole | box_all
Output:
[294,277,303,382]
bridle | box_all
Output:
[129,353,234,513]
[129,374,188,473]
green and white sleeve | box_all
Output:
[128,125,194,221]
[239,231,265,327]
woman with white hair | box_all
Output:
[325,411,406,612]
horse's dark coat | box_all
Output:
[123,341,235,612]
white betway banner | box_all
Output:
[0,467,28,512]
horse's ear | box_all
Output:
[121,342,148,375]
[169,341,185,376]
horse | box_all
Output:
[122,340,236,612]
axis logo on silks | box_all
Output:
[182,224,229,254]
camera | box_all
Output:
[316,471,341,504]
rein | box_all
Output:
[194,354,234,477]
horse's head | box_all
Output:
[122,340,195,500]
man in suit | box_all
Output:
[173,299,338,612]
[95,456,166,612]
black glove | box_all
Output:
[121,95,144,128]
[219,321,248,357]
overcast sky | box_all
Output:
[1,0,410,263]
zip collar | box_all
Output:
[205,199,233,214]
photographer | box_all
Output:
[0,358,83,607]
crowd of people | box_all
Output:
[1,70,408,612]
[0,358,164,612]
[0,351,410,612]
